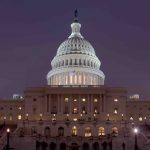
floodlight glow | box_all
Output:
[7,128,10,133]
[134,128,138,134]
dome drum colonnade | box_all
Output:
[47,11,105,86]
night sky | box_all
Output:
[0,1,150,99]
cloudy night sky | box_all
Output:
[0,0,150,99]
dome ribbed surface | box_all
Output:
[56,37,96,57]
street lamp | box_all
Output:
[6,128,10,150]
[134,128,138,150]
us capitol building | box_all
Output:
[0,11,150,149]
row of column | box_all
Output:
[48,72,103,85]
[45,94,105,114]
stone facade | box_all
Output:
[0,12,150,143]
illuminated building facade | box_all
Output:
[0,11,150,149]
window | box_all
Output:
[139,117,143,121]
[82,98,86,102]
[94,107,98,114]
[73,118,77,121]
[58,127,64,136]
[65,97,69,102]
[9,116,12,121]
[73,108,78,114]
[74,59,77,65]
[70,59,72,65]
[26,114,29,119]
[18,115,22,120]
[82,106,86,114]
[114,99,118,102]
[114,108,118,114]
[72,126,77,136]
[98,127,105,136]
[79,59,81,65]
[84,60,86,65]
[130,117,133,121]
[33,98,37,102]
[112,127,118,136]
[66,60,68,65]
[85,127,91,137]
[18,107,22,110]
[94,99,98,102]
[44,127,50,137]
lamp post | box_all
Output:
[6,128,10,150]
[134,128,138,150]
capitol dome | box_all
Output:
[47,11,105,86]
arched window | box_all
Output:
[72,126,77,136]
[91,61,93,67]
[85,127,91,137]
[92,142,99,150]
[94,63,96,68]
[50,142,56,150]
[44,127,50,137]
[58,127,64,136]
[84,59,86,65]
[60,143,66,150]
[112,127,118,136]
[73,108,78,114]
[87,60,90,66]
[98,127,105,136]
[31,126,37,135]
[83,143,89,150]
[82,106,86,114]
[74,59,77,65]
[94,107,98,114]
[62,60,64,66]
[79,59,82,65]
[70,59,72,65]
[66,60,68,65]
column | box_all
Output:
[69,95,72,114]
[101,94,104,112]
[49,95,51,113]
[77,72,79,85]
[79,95,81,113]
[60,95,63,113]
[87,94,90,113]
[99,94,102,112]
[57,95,60,114]
[46,95,49,113]
[58,95,61,113]
[91,94,93,113]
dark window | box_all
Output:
[58,127,64,136]
[33,98,37,102]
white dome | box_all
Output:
[47,14,105,86]
[56,37,96,57]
